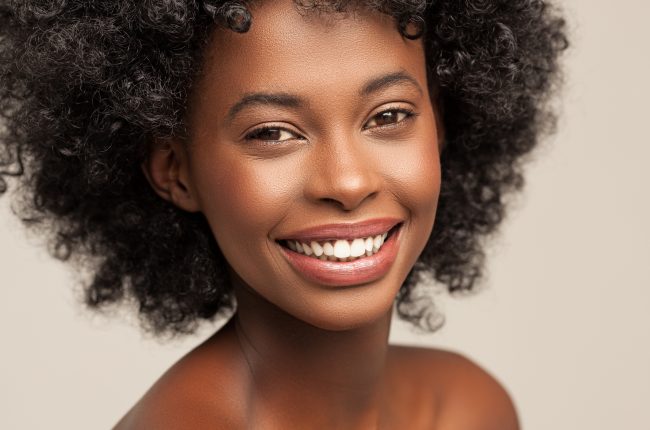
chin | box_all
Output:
[288,279,401,332]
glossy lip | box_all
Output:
[278,223,403,287]
[277,217,402,242]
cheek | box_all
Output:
[391,146,439,206]
[384,132,441,225]
[189,146,300,264]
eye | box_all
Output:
[244,126,303,143]
[364,108,416,130]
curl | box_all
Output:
[203,1,252,32]
[0,0,567,334]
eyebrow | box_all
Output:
[226,93,304,124]
[224,71,423,124]
[360,71,423,98]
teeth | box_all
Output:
[373,234,383,250]
[350,238,365,257]
[365,237,373,252]
[285,230,392,261]
[311,241,323,257]
[333,240,351,259]
[323,242,334,256]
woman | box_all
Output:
[0,0,566,428]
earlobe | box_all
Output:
[141,138,201,213]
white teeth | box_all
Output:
[350,238,366,257]
[365,237,373,252]
[323,242,334,256]
[373,234,383,250]
[285,228,394,261]
[311,241,323,257]
[333,240,351,259]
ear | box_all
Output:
[141,138,201,213]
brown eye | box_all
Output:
[364,109,414,129]
[245,127,301,142]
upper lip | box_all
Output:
[278,217,402,242]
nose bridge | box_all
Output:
[305,130,380,211]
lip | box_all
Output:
[277,217,402,242]
[278,223,403,287]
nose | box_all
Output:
[303,132,381,211]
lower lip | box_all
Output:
[279,227,402,287]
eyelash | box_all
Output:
[243,107,417,143]
[363,107,417,131]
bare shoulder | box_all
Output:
[113,324,246,430]
[389,345,520,430]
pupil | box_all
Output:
[257,129,280,140]
[378,112,396,125]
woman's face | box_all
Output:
[183,0,441,330]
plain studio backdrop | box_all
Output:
[1,1,648,429]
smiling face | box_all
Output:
[179,0,441,330]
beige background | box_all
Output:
[1,0,649,428]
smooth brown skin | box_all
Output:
[117,1,520,429]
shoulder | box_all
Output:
[113,327,246,430]
[113,382,232,430]
[389,345,520,430]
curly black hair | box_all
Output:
[0,0,567,334]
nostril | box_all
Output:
[320,197,350,212]
[320,193,377,211]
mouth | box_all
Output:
[276,220,404,287]
[277,222,402,262]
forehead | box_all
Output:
[191,0,427,122]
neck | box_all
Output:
[232,281,393,428]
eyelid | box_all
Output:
[243,124,305,143]
[242,104,417,143]
[363,105,418,130]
